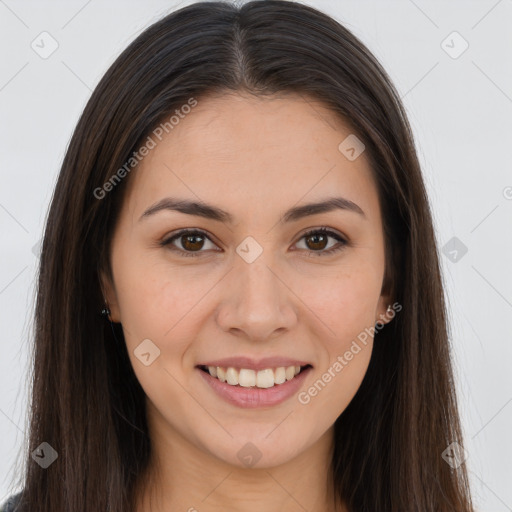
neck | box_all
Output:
[133,405,347,512]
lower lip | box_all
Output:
[197,367,312,409]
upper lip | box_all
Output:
[196,357,312,371]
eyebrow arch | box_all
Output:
[139,196,366,223]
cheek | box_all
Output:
[303,262,383,342]
[112,251,215,356]
[303,276,377,418]
[296,261,380,411]
[111,256,198,412]
[313,344,373,423]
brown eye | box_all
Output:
[304,232,328,251]
[296,227,347,256]
[161,229,217,257]
[161,227,347,258]
[180,233,205,251]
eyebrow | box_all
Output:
[139,196,366,223]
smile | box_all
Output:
[199,364,312,389]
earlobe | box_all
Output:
[375,294,394,326]
[99,270,120,323]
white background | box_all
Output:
[0,0,511,510]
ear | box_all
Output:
[375,292,394,326]
[99,269,120,323]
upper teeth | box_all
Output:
[207,365,302,388]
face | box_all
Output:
[102,91,392,469]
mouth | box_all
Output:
[197,364,313,389]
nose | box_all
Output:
[214,253,298,342]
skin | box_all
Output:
[101,91,393,512]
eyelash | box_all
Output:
[160,227,348,258]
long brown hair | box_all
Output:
[7,1,474,510]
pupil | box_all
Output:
[181,233,328,252]
[183,234,203,251]
[307,233,326,250]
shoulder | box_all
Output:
[0,492,23,512]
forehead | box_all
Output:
[122,91,380,224]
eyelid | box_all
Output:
[298,226,347,242]
[160,226,348,257]
[160,228,220,256]
[293,227,348,256]
[161,227,217,244]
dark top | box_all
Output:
[0,492,22,512]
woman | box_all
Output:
[2,1,474,510]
